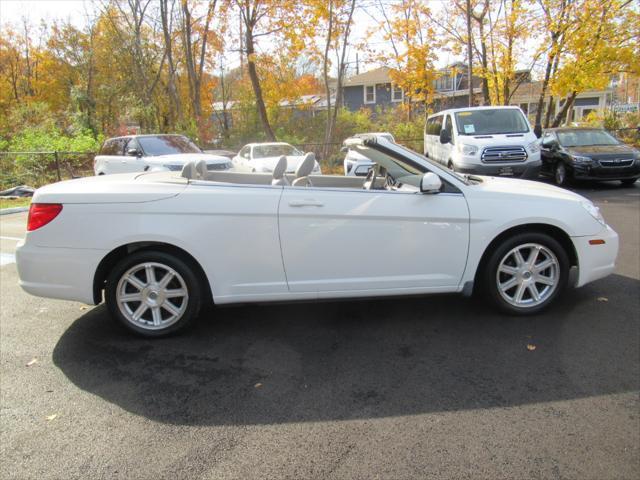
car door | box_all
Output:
[120,138,145,172]
[103,137,134,173]
[441,114,454,165]
[278,184,469,295]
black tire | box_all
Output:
[105,250,203,337]
[481,232,569,315]
[620,178,638,187]
[554,161,569,187]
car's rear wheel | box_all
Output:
[620,178,638,187]
[105,251,202,337]
[483,233,569,315]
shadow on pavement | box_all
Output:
[53,274,639,426]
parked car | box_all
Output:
[424,106,542,179]
[232,142,321,174]
[94,134,232,175]
[540,128,640,186]
[343,132,395,176]
[17,133,618,337]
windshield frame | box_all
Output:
[556,129,621,147]
[454,108,530,136]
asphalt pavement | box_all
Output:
[1,182,638,479]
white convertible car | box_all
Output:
[17,134,618,337]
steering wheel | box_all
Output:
[363,166,378,190]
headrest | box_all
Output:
[295,152,316,178]
[273,155,287,179]
[195,159,208,179]
[181,161,197,179]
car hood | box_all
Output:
[471,175,585,202]
[147,153,230,164]
[254,155,306,172]
[565,144,638,159]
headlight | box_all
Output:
[458,143,478,156]
[527,140,541,154]
[572,155,593,164]
[163,164,184,171]
[581,200,605,226]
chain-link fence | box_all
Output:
[0,151,95,190]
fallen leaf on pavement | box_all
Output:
[26,358,38,367]
[254,383,263,388]
[79,306,88,310]
[527,344,536,351]
[597,297,608,302]
[46,414,58,421]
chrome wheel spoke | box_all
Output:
[514,283,527,303]
[513,250,526,267]
[500,277,518,292]
[132,303,148,321]
[499,264,518,275]
[158,271,174,289]
[119,292,143,303]
[151,306,162,326]
[126,273,146,291]
[162,300,180,317]
[165,288,187,298]
[527,284,541,302]
[534,273,555,286]
[145,264,156,284]
[527,246,541,267]
[534,259,554,272]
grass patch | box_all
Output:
[0,197,32,209]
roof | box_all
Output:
[427,105,524,116]
[344,67,392,86]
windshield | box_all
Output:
[253,144,302,158]
[454,109,529,135]
[137,135,202,155]
[557,130,620,147]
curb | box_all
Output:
[0,207,29,216]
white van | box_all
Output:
[424,106,542,178]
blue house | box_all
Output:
[342,62,484,113]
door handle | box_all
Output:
[289,200,324,207]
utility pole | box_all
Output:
[465,0,473,107]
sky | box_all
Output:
[0,0,460,75]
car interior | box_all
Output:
[181,147,418,192]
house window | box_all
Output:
[391,84,403,102]
[364,85,376,104]
[435,74,453,91]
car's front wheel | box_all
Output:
[554,162,569,186]
[482,233,569,315]
[105,251,202,337]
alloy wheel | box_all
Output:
[116,262,189,330]
[496,243,560,308]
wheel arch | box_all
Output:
[472,223,578,290]
[93,241,213,305]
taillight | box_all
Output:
[27,203,63,231]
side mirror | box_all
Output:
[420,172,442,194]
[542,140,558,151]
[127,148,141,157]
[439,129,451,144]
[534,124,542,139]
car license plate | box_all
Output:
[499,167,514,176]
